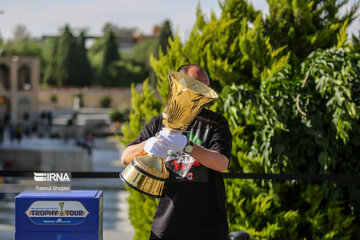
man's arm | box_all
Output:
[121,141,146,165]
[121,115,163,165]
[189,142,229,172]
[195,114,232,173]
[156,123,231,173]
[121,140,229,172]
[121,136,169,165]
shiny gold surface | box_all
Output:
[133,155,169,179]
[120,71,218,197]
[59,202,65,216]
[120,156,167,197]
[162,71,218,131]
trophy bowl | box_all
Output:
[120,71,218,197]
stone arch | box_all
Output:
[0,64,10,91]
[0,96,10,123]
[18,64,32,91]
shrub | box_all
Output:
[50,94,57,104]
[100,95,112,108]
[119,80,162,240]
[109,108,129,123]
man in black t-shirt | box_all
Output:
[121,64,232,240]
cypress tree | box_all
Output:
[99,30,120,86]
[74,31,91,86]
[87,36,103,86]
[55,25,78,86]
[101,30,120,67]
[42,37,59,86]
[155,20,173,58]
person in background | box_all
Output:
[15,123,23,145]
[8,124,15,145]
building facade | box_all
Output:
[0,56,40,124]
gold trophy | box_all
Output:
[59,202,65,216]
[120,71,218,197]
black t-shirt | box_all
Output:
[128,109,232,240]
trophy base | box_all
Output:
[120,155,169,198]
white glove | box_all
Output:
[157,128,187,152]
[144,137,168,158]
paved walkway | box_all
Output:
[0,136,84,151]
[0,137,135,240]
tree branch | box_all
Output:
[296,62,315,116]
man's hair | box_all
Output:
[176,64,209,85]
[177,64,205,74]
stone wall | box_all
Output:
[38,87,131,110]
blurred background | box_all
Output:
[1,0,360,239]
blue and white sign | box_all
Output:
[25,201,89,225]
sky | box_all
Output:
[0,0,358,42]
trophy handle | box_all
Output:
[161,157,168,174]
[146,154,168,174]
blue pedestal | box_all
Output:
[15,190,103,240]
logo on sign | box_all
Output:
[34,172,71,182]
[25,201,89,225]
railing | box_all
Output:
[1,171,360,182]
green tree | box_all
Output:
[351,30,360,52]
[88,36,103,85]
[125,38,158,86]
[154,20,173,58]
[265,0,359,70]
[55,25,78,86]
[101,30,120,67]
[99,30,120,86]
[89,27,121,87]
[74,31,91,86]
[221,47,360,239]
[102,22,121,35]
[1,25,41,59]
[88,22,166,87]
[42,37,59,86]
[115,60,148,87]
[128,38,158,66]
[1,40,42,58]
[43,26,92,87]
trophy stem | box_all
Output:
[166,128,180,134]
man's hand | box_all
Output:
[144,136,168,158]
[158,128,187,152]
